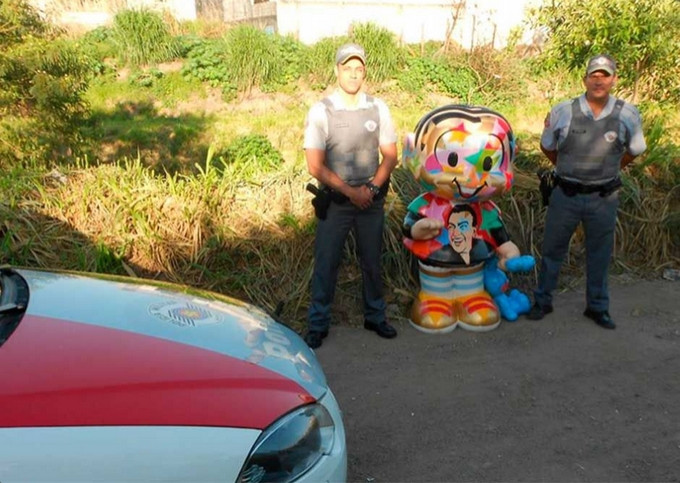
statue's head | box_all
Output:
[403,104,517,202]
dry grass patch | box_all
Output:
[2,159,678,332]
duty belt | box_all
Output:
[555,176,622,197]
[328,180,389,204]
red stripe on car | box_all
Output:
[0,315,312,429]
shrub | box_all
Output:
[175,33,206,58]
[216,134,285,179]
[261,34,308,92]
[0,0,51,46]
[129,69,164,88]
[397,55,480,103]
[75,27,117,76]
[181,37,230,85]
[464,46,529,107]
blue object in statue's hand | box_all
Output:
[505,255,535,273]
[498,289,532,322]
[484,256,534,322]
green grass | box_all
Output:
[86,70,207,110]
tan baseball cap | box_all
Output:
[586,54,617,75]
[335,43,366,65]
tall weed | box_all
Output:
[111,9,180,66]
[349,22,403,83]
[629,115,680,189]
[224,25,282,95]
[305,37,347,88]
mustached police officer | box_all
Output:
[528,54,647,329]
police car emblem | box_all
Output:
[149,301,223,327]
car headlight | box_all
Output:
[237,403,335,483]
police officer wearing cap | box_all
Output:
[302,42,399,348]
[528,54,647,329]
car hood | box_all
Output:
[0,269,327,429]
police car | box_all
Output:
[0,266,346,482]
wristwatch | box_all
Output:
[366,182,381,196]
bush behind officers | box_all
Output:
[528,54,647,329]
[303,43,399,348]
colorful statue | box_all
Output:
[402,105,534,333]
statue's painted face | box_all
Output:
[406,106,517,202]
[447,210,476,255]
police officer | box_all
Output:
[528,54,647,329]
[303,43,399,348]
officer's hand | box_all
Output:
[411,218,444,240]
[349,185,373,210]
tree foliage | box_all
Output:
[0,0,93,164]
[0,0,49,45]
[534,0,680,103]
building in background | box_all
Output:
[29,0,542,49]
[276,0,541,48]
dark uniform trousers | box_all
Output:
[307,197,387,332]
[534,185,619,312]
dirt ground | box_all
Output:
[315,278,680,482]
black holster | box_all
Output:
[537,169,556,207]
[306,184,332,220]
